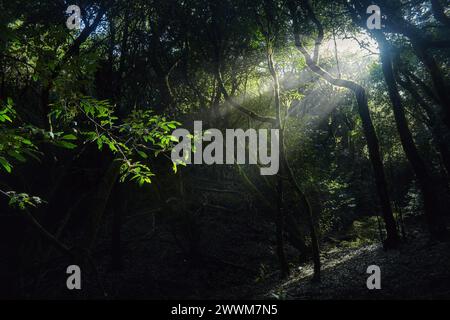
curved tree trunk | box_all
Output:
[288,1,400,248]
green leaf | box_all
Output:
[97,138,103,150]
[107,141,118,152]
[62,134,77,140]
[21,138,33,145]
[3,114,12,122]
[0,114,12,122]
[0,157,12,173]
[172,162,177,174]
[137,150,148,159]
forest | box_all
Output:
[0,0,449,300]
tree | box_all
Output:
[288,0,400,248]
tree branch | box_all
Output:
[214,67,277,124]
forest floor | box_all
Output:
[32,199,450,300]
[257,219,450,300]
[88,212,450,300]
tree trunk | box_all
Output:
[412,43,450,130]
[395,69,450,177]
[375,34,446,238]
[276,171,290,278]
[271,44,321,279]
[283,155,321,282]
[236,163,308,255]
[353,87,400,248]
[288,1,400,248]
[268,48,290,278]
